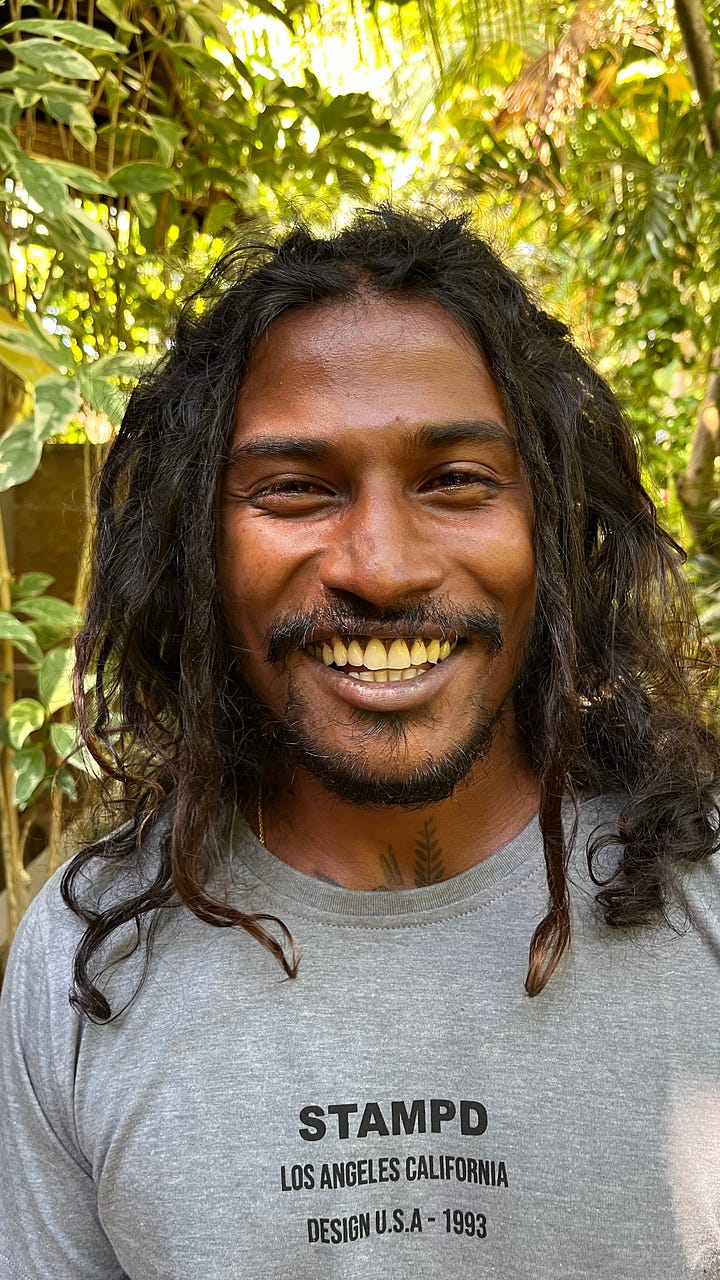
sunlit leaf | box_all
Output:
[10,39,101,82]
[0,611,43,663]
[12,154,69,216]
[7,697,45,748]
[38,646,74,714]
[12,572,54,598]
[2,19,127,54]
[0,423,42,493]
[12,745,46,807]
[33,374,81,441]
[110,162,178,196]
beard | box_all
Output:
[230,598,516,810]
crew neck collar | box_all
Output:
[229,810,544,920]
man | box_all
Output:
[1,207,719,1279]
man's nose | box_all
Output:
[317,491,445,606]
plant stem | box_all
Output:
[0,504,28,943]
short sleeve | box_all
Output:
[0,884,128,1279]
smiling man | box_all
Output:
[1,208,720,1280]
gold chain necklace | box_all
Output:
[256,787,265,846]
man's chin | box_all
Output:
[277,727,495,809]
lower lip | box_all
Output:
[303,650,460,710]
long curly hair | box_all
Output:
[62,205,720,1021]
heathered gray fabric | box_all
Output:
[1,796,720,1279]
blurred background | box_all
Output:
[1,0,719,960]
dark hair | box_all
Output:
[62,205,720,1021]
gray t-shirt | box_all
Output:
[1,797,720,1279]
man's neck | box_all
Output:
[257,739,540,891]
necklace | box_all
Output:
[256,787,265,846]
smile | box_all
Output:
[303,635,460,684]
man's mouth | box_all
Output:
[303,635,461,683]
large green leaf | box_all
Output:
[110,162,178,196]
[7,698,45,749]
[33,375,81,441]
[0,611,43,663]
[50,722,100,777]
[63,205,115,254]
[12,745,46,807]
[38,646,74,714]
[10,39,100,82]
[0,235,11,286]
[12,572,54,598]
[49,160,115,195]
[2,20,127,54]
[78,366,126,427]
[15,595,79,635]
[96,0,141,34]
[0,423,42,493]
[0,310,64,376]
[13,154,68,217]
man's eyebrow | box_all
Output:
[225,419,516,467]
[406,419,516,453]
[226,437,333,465]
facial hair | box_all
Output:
[234,598,510,810]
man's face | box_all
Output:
[217,296,536,806]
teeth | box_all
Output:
[387,639,411,670]
[358,671,375,682]
[306,636,458,670]
[363,638,388,670]
[347,640,365,667]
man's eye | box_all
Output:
[424,470,497,491]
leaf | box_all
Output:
[0,422,42,492]
[0,611,43,663]
[10,39,101,82]
[33,375,81,441]
[7,697,45,748]
[16,596,79,634]
[78,366,126,427]
[63,206,115,254]
[13,154,69,217]
[0,235,11,286]
[0,308,63,380]
[44,160,112,196]
[414,819,444,887]
[96,0,141,34]
[50,722,100,777]
[146,115,186,166]
[0,92,21,128]
[38,646,74,714]
[110,162,177,196]
[12,745,46,807]
[54,766,78,802]
[203,198,238,237]
[2,20,127,54]
[12,572,54,598]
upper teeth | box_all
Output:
[310,636,455,670]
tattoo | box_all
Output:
[311,821,445,891]
[414,818,444,887]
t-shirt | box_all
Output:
[1,796,720,1279]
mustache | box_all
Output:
[265,600,504,666]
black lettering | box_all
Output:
[498,1160,509,1187]
[391,1099,426,1135]
[409,1208,423,1233]
[460,1100,488,1135]
[327,1103,359,1139]
[307,1219,320,1242]
[357,1102,390,1139]
[392,1208,405,1233]
[299,1106,326,1142]
[430,1098,456,1132]
[376,1209,388,1234]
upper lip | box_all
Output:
[301,626,461,646]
